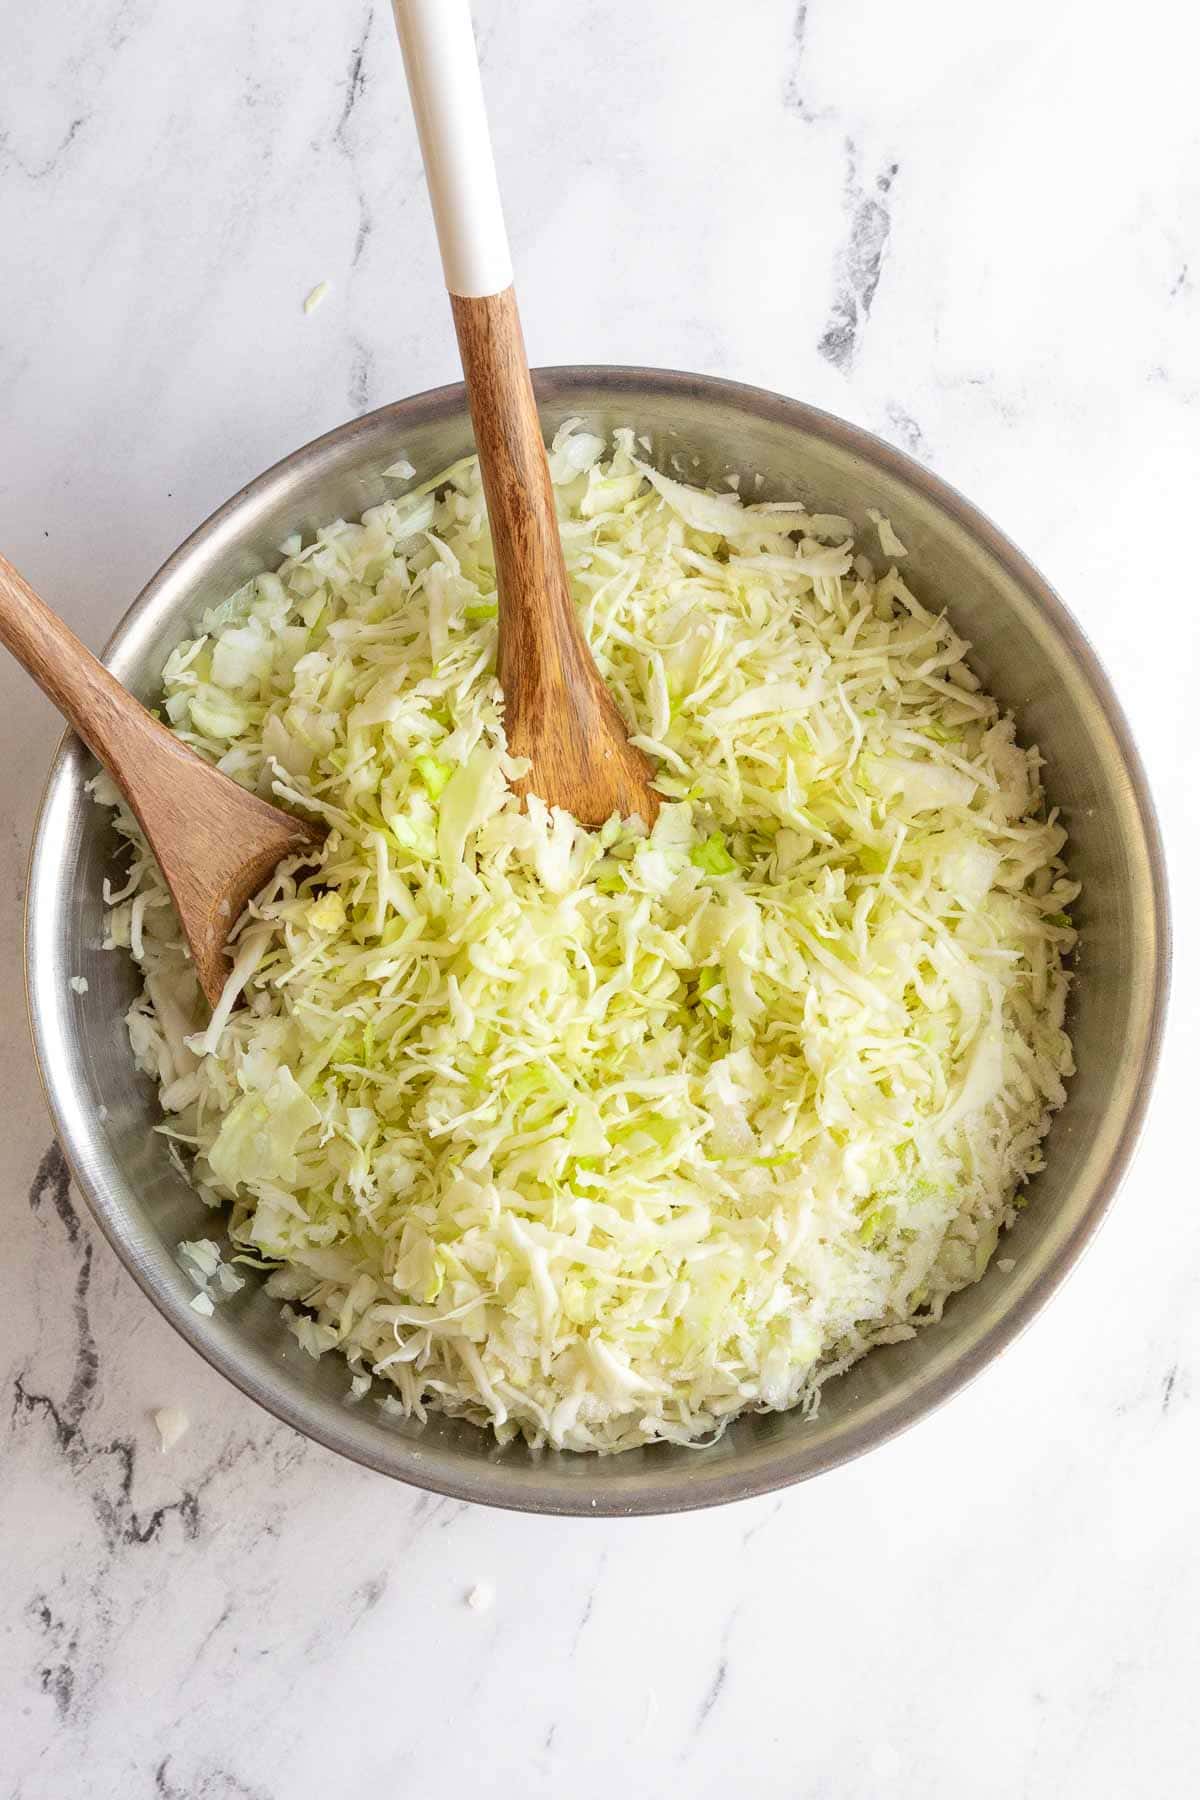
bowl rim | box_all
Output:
[24,366,1172,1515]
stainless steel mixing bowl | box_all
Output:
[25,370,1169,1514]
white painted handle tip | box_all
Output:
[392,0,513,299]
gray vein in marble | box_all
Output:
[349,336,374,413]
[695,1652,728,1731]
[12,1246,97,1460]
[338,2,372,130]
[105,0,152,55]
[156,1757,275,1800]
[818,141,899,372]
[187,1598,235,1678]
[693,1608,741,1737]
[282,1494,465,1675]
[356,1570,388,1611]
[0,114,87,182]
[572,1589,595,1649]
[884,403,930,462]
[12,1326,205,1551]
[569,1550,608,1656]
[299,1567,390,1664]
[740,1495,785,1548]
[26,1592,79,1723]
[1147,363,1199,404]
[471,8,498,68]
[936,368,1022,425]
[334,4,378,274]
[28,1141,77,1247]
[395,1491,470,1538]
[12,1159,208,1554]
[782,3,823,124]
[7,1149,294,1735]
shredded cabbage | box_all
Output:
[102,424,1077,1453]
[154,1406,190,1452]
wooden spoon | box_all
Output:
[393,0,658,828]
[0,553,323,1006]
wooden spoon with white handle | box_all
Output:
[392,0,658,828]
[0,553,323,1006]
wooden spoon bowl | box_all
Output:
[0,553,323,1007]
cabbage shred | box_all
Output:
[103,426,1077,1452]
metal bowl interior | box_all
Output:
[25,370,1169,1515]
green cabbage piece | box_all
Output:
[690,831,737,877]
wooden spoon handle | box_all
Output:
[393,2,574,734]
[450,288,657,825]
[392,0,658,825]
[450,288,596,748]
[0,551,167,776]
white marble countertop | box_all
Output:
[2,2,1197,1794]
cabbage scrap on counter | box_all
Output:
[100,425,1077,1452]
